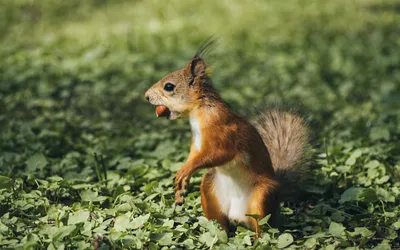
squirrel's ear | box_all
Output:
[185,56,206,78]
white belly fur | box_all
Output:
[213,159,252,223]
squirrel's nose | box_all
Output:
[144,91,150,101]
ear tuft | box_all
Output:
[184,36,218,84]
[194,36,219,58]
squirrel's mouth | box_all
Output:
[155,105,171,119]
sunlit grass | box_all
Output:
[2,0,399,47]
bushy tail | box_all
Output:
[253,109,312,201]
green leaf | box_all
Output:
[329,222,346,238]
[80,189,106,202]
[392,220,400,230]
[376,187,395,202]
[258,214,271,226]
[198,216,217,232]
[345,149,362,166]
[131,214,150,229]
[114,214,131,232]
[349,227,374,238]
[243,235,252,246]
[336,165,351,173]
[304,237,317,249]
[365,160,380,169]
[375,176,389,185]
[0,176,12,189]
[47,176,63,182]
[68,211,90,225]
[183,239,196,249]
[277,233,294,248]
[339,187,364,204]
[199,232,216,247]
[151,232,174,246]
[109,231,122,241]
[370,127,390,141]
[52,225,76,242]
[383,212,396,218]
[331,211,346,222]
[26,153,48,172]
[217,230,228,243]
[121,235,140,248]
[372,240,391,250]
[245,213,261,219]
[360,188,378,203]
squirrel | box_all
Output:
[144,38,312,234]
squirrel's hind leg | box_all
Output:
[246,180,279,236]
[200,169,230,231]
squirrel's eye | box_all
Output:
[164,83,175,92]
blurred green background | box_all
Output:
[1,0,400,249]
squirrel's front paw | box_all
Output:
[174,168,192,205]
[175,190,185,205]
[174,168,192,189]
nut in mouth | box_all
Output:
[155,105,171,119]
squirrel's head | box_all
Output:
[145,56,211,120]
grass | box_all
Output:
[0,0,399,249]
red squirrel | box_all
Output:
[144,39,311,234]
